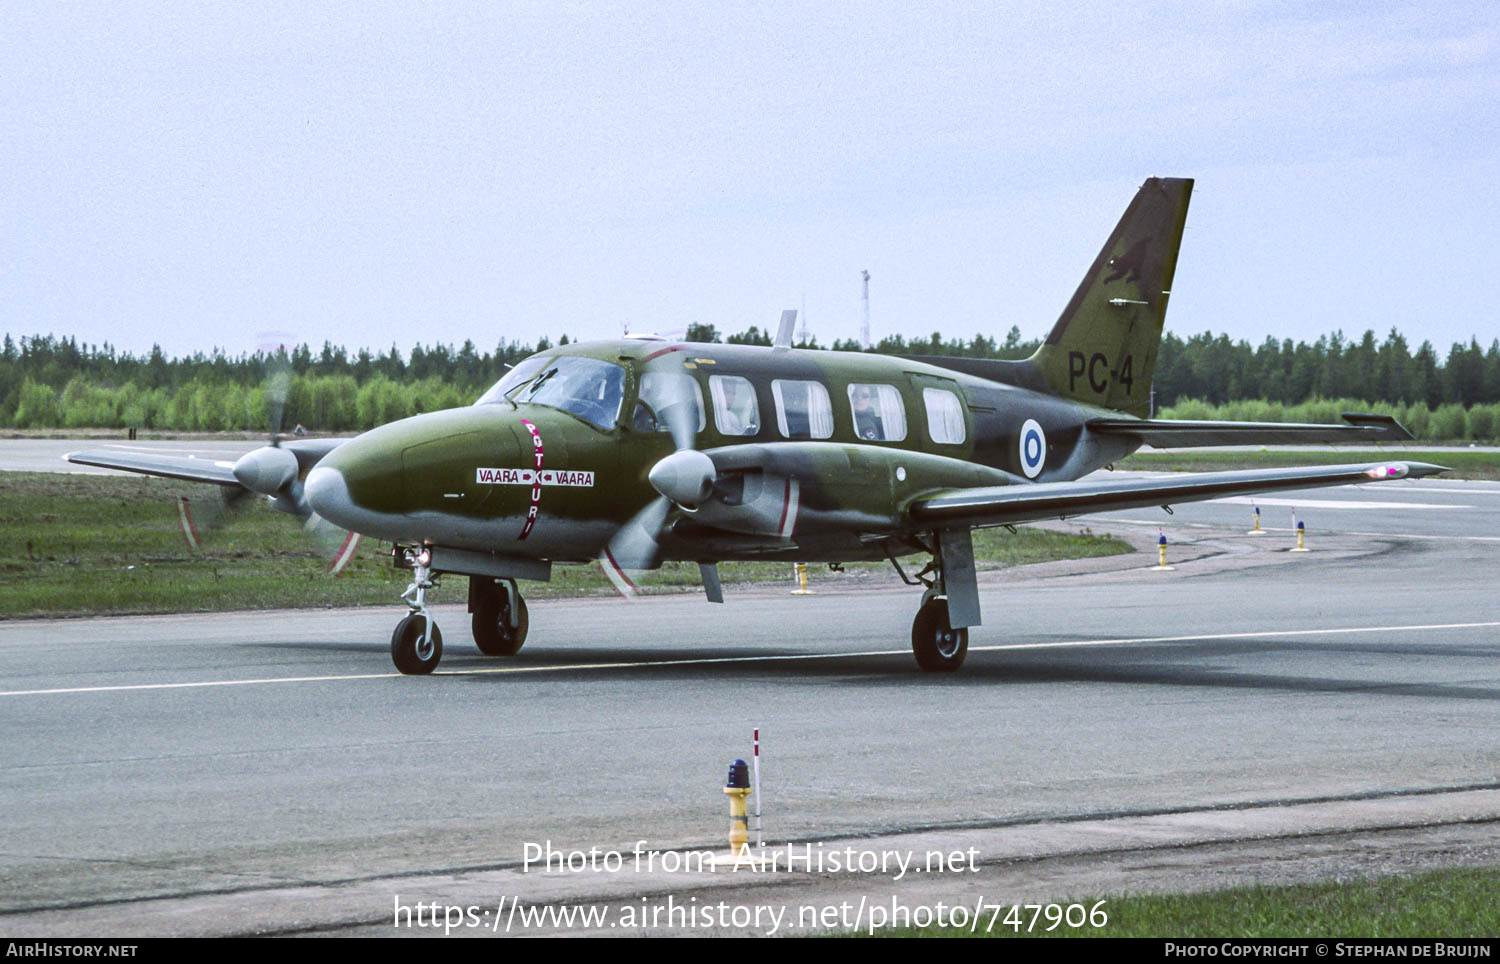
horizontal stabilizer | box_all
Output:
[1087,412,1414,448]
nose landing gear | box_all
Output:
[391,546,442,674]
[389,546,536,673]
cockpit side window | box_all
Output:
[634,371,707,435]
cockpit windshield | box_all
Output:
[474,356,550,406]
[474,355,625,431]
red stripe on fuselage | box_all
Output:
[641,344,686,363]
[518,419,544,540]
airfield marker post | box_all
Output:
[791,562,814,595]
[724,759,752,851]
[1292,517,1309,552]
[1249,503,1263,535]
[752,728,762,848]
[1151,529,1175,571]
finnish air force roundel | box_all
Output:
[1019,418,1046,478]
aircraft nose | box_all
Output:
[303,406,521,542]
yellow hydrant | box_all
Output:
[724,759,753,850]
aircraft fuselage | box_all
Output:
[305,339,1137,565]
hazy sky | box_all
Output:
[3,1,1497,359]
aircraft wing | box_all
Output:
[66,438,345,487]
[66,449,243,486]
[908,460,1447,529]
[1087,412,1413,448]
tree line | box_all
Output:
[3,326,1498,436]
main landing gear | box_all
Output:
[886,527,981,673]
[389,546,530,674]
[912,593,967,672]
[470,576,528,656]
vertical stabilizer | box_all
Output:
[1027,177,1193,417]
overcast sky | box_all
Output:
[3,1,1497,360]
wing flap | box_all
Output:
[909,460,1447,528]
[1088,412,1414,448]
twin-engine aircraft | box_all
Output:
[69,177,1442,674]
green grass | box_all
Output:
[873,866,1500,938]
[0,472,1130,618]
[1118,449,1500,481]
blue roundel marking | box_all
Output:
[1019,418,1045,478]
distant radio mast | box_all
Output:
[860,269,871,350]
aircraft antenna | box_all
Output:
[860,269,871,350]
[798,293,810,345]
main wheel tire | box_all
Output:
[392,613,443,675]
[912,597,968,672]
[473,587,528,656]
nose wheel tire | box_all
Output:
[473,592,529,656]
[392,613,443,675]
[912,597,968,672]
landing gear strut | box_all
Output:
[887,527,980,673]
[470,576,528,656]
[391,546,442,674]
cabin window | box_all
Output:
[772,379,834,439]
[634,371,706,435]
[709,374,760,436]
[847,384,907,442]
[923,388,966,444]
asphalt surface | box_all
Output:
[0,437,270,474]
[1,441,1498,934]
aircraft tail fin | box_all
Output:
[1026,177,1193,418]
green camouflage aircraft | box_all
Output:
[69,177,1443,675]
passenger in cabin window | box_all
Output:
[717,377,758,436]
[852,386,885,441]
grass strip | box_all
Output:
[869,866,1500,938]
[0,472,1130,618]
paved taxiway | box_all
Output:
[0,437,269,475]
[1,445,1497,933]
